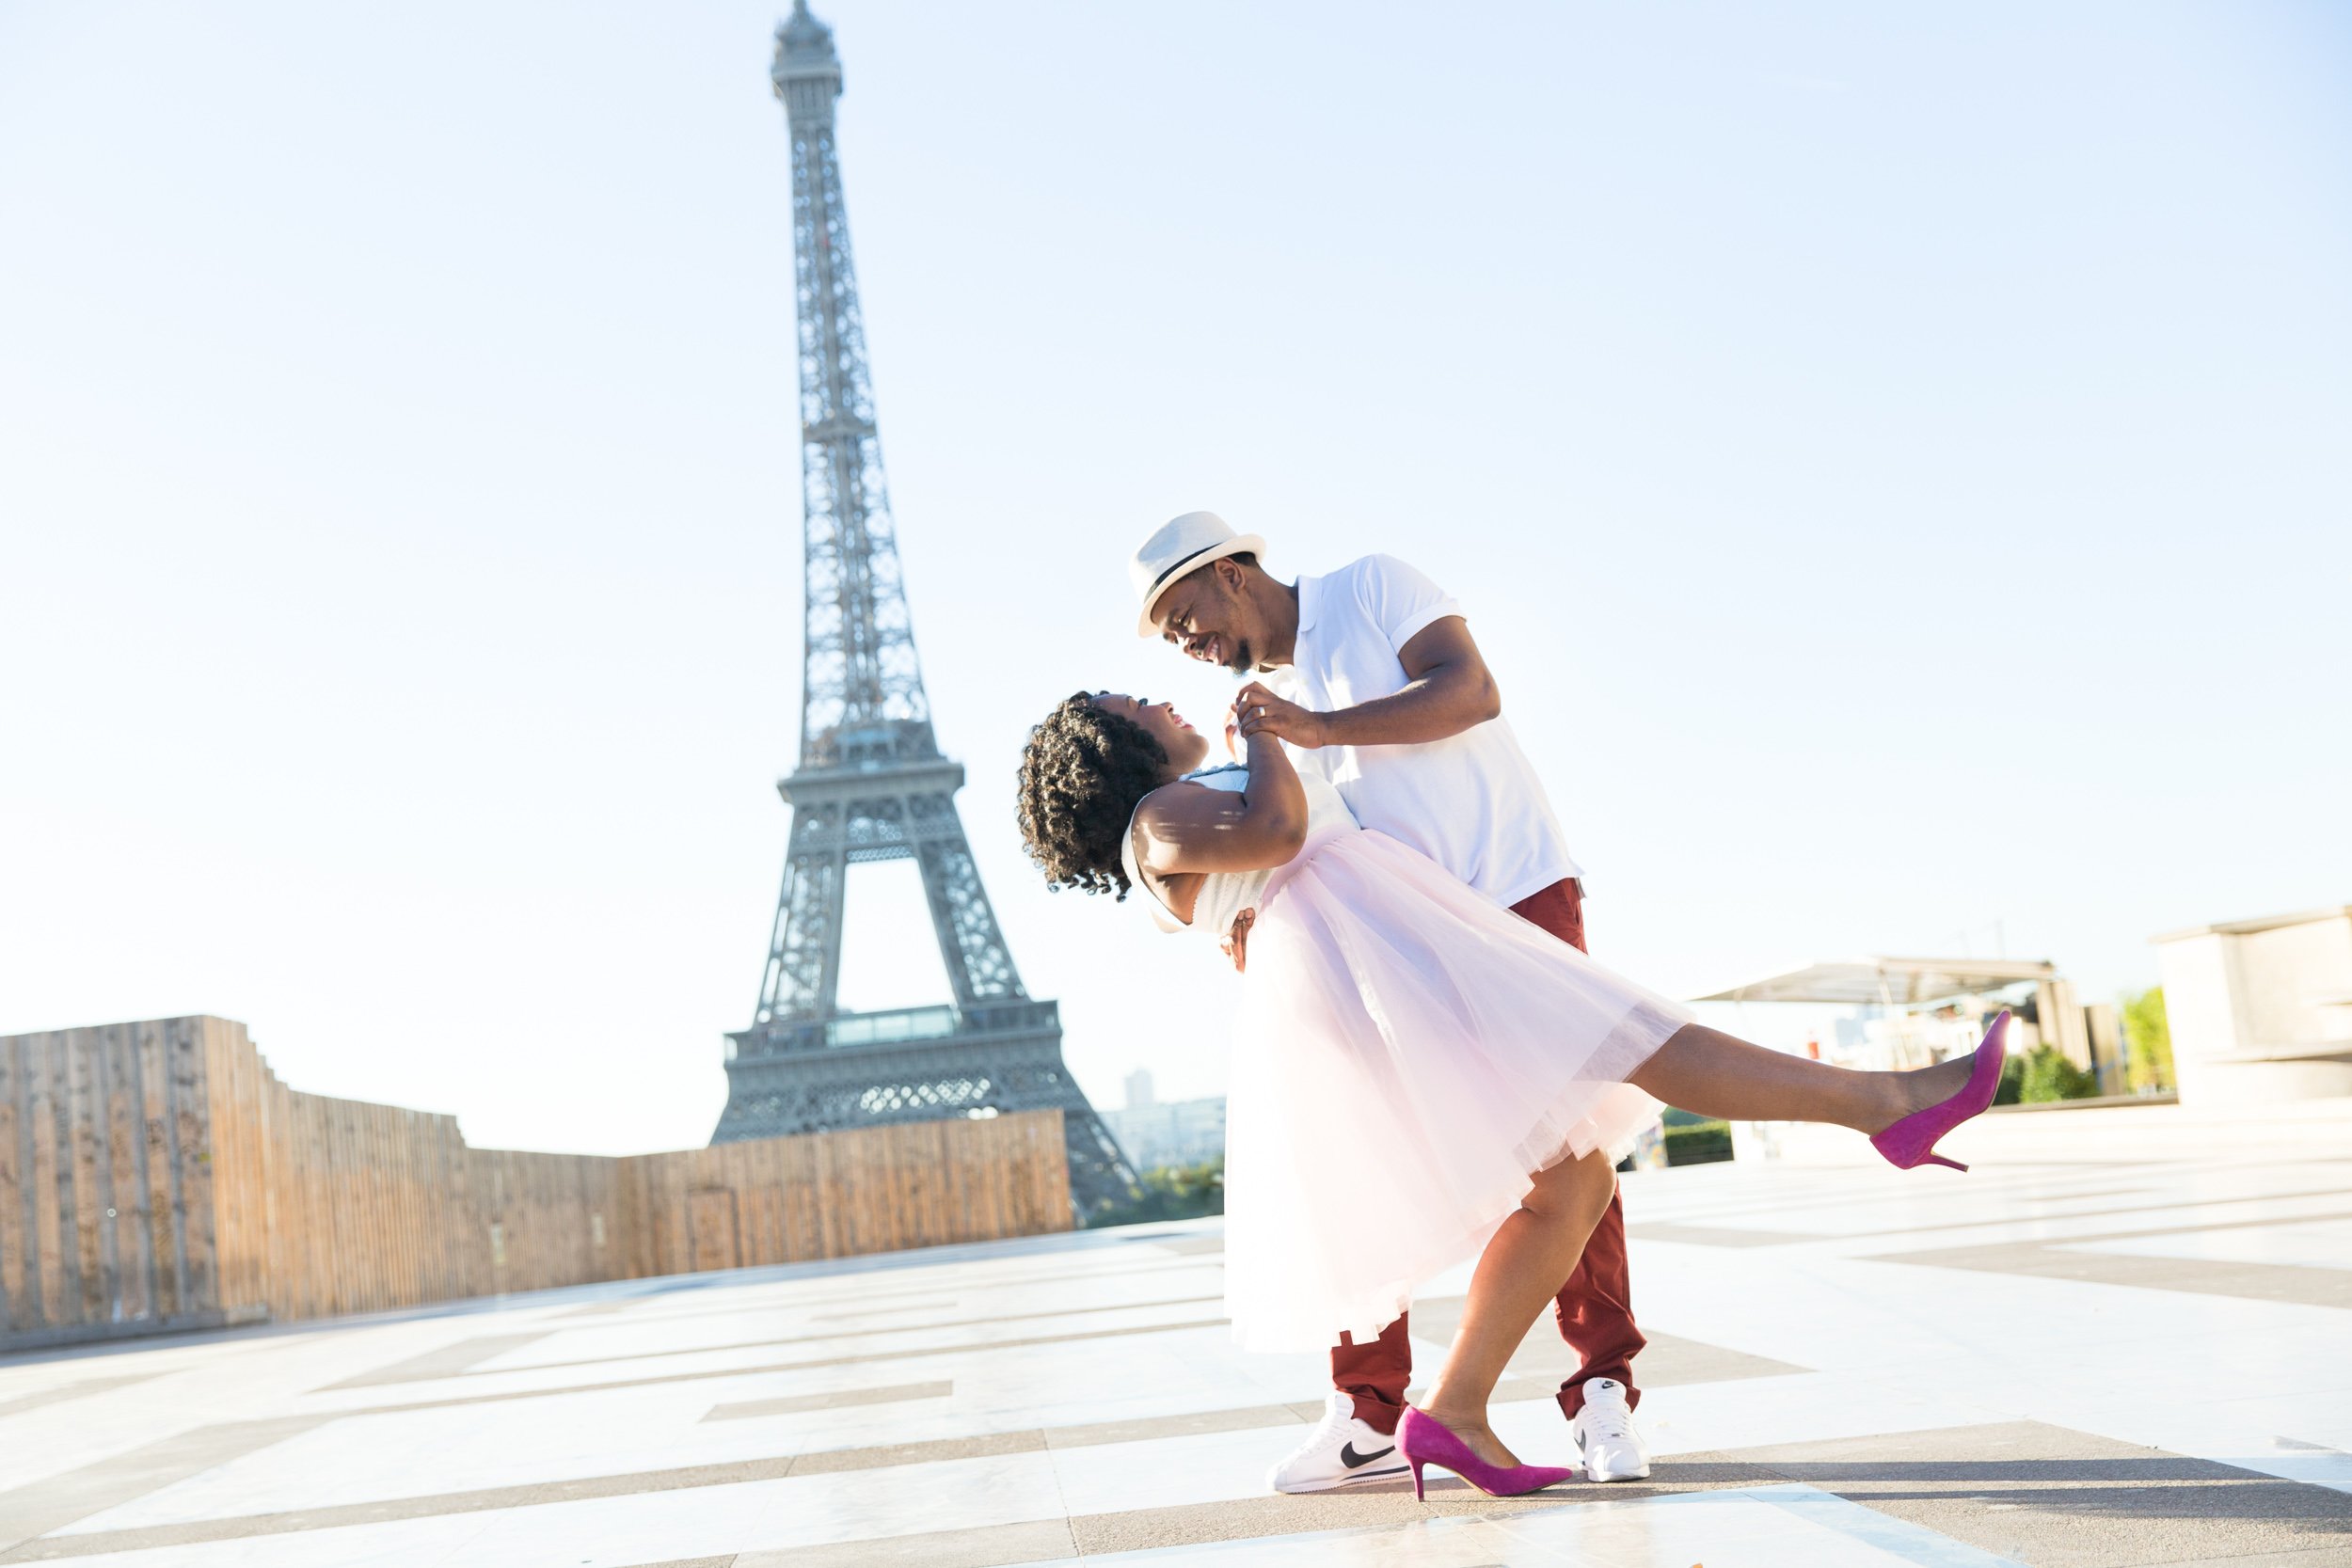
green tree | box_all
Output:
[1994,1052,2026,1106]
[1663,1119,1733,1164]
[1087,1157,1225,1227]
[2020,1044,2099,1102]
[2120,986,2174,1093]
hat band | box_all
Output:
[1149,545,1227,597]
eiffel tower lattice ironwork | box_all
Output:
[713,3,1136,1220]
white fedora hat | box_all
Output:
[1129,512,1268,637]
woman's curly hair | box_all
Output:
[1016,692,1169,899]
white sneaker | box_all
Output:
[1570,1378,1650,1481]
[1266,1391,1412,1493]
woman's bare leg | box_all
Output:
[1630,1023,1975,1133]
[1417,1026,1980,1469]
[1421,1149,1616,1469]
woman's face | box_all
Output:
[1092,693,1210,774]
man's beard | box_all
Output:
[1225,638,1254,673]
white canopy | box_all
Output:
[1693,956,2056,1006]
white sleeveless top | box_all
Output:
[1121,764,1358,936]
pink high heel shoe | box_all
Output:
[1398,1406,1576,1499]
[1869,1009,2011,1172]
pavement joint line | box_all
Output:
[368,1296,1230,1385]
[1628,1191,2169,1244]
[1633,1180,2345,1234]
[319,1332,560,1390]
[0,1374,164,1421]
[703,1379,952,1420]
[1629,1192,2352,1251]
[2037,1207,2352,1247]
[1633,1163,2262,1210]
[547,1299,635,1318]
[1635,1163,2179,1210]
[551,1255,1219,1329]
[509,1231,1218,1316]
[1626,1223,1824,1247]
[302,1318,1235,1418]
[1873,1240,2352,1311]
[1839,1191,2352,1245]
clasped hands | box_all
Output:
[1225,681,1327,752]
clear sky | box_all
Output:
[4,2,2347,1156]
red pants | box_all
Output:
[1328,877,1645,1434]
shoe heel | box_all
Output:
[1408,1456,1425,1501]
[1924,1152,1967,1172]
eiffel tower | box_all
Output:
[713,3,1136,1220]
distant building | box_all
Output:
[1124,1069,1156,1111]
[1101,1096,1226,1170]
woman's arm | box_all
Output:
[1134,727,1309,878]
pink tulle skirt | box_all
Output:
[1221,828,1689,1354]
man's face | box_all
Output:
[1152,559,1256,673]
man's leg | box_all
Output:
[1268,1313,1415,1492]
[1553,1189,1643,1418]
[1329,1313,1411,1435]
[1507,878,1646,1421]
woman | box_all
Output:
[1015,691,2008,1499]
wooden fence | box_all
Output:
[0,1016,1071,1351]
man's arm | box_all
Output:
[1234,616,1501,750]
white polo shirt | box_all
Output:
[1265,554,1581,908]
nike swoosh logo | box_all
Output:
[1341,1441,1398,1468]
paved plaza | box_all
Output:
[3,1148,2349,1567]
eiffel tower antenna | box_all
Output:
[714,3,1136,1219]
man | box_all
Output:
[1130,510,1650,1493]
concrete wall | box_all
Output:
[2155,908,2352,1107]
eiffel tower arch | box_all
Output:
[713,3,1136,1220]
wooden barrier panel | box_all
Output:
[1,1020,230,1342]
[0,1016,1073,1351]
[613,1108,1072,1277]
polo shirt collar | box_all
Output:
[1294,573,1323,638]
